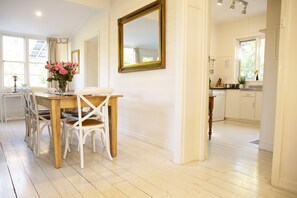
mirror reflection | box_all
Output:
[123,10,159,66]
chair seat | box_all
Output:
[63,110,97,118]
[67,119,103,127]
[39,114,67,120]
[38,109,50,115]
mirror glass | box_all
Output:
[123,11,159,66]
[118,0,165,73]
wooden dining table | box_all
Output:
[35,92,123,168]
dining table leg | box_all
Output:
[50,99,62,168]
[109,98,118,157]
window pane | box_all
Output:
[239,40,256,80]
[3,62,25,87]
[29,63,48,87]
[3,36,25,61]
[259,38,265,80]
[29,39,48,63]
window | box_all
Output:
[237,37,265,81]
[3,36,25,87]
[2,35,48,87]
[29,39,48,86]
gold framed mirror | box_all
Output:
[118,0,165,73]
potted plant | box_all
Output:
[238,76,246,89]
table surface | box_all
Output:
[35,92,123,168]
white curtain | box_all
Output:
[47,38,69,88]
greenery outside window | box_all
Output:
[237,36,265,81]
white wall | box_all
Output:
[109,0,176,150]
[259,0,280,152]
[210,14,266,86]
[84,40,98,87]
[272,0,297,193]
[71,0,177,151]
[70,10,110,89]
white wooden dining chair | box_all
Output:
[63,87,114,168]
[20,88,32,146]
[30,87,66,157]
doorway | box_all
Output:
[209,0,267,148]
[84,35,99,87]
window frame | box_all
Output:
[0,33,48,88]
[235,35,265,81]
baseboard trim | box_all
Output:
[118,128,171,150]
[259,141,273,152]
[225,117,260,125]
[278,178,297,194]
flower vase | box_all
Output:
[58,80,68,93]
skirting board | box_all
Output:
[118,128,171,151]
[225,117,260,125]
[279,178,297,194]
[259,141,273,152]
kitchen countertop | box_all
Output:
[210,87,263,91]
[210,87,238,90]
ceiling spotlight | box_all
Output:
[217,0,223,5]
[35,11,42,17]
[230,1,235,10]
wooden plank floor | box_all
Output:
[0,120,296,198]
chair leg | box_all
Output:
[26,122,32,147]
[36,129,41,157]
[92,131,96,152]
[78,129,84,168]
[47,125,52,139]
[105,137,113,161]
[24,119,29,142]
[63,130,69,159]
[100,133,106,148]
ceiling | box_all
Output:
[0,0,100,38]
[211,0,267,24]
[0,0,267,38]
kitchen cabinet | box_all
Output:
[225,90,240,119]
[225,90,262,121]
[240,91,256,120]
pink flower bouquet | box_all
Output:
[45,61,78,83]
[45,61,78,92]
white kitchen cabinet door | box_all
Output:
[225,90,240,119]
[255,92,263,121]
[240,91,255,120]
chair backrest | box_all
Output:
[73,87,114,128]
[30,87,55,122]
[20,88,31,116]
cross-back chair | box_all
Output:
[63,87,114,168]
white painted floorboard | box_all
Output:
[0,120,296,198]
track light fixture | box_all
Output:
[241,4,247,14]
[217,0,248,15]
[230,1,235,10]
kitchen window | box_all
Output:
[237,37,265,81]
[1,35,48,87]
